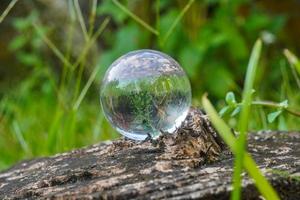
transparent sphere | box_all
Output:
[100,49,192,140]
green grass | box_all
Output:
[112,0,159,35]
[0,1,117,169]
[0,0,197,170]
[232,39,262,200]
[0,3,299,197]
[162,0,195,44]
[201,39,298,199]
[202,95,280,200]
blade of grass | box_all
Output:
[32,23,73,69]
[112,0,159,36]
[0,0,18,24]
[73,64,101,110]
[258,107,268,129]
[72,17,110,71]
[88,0,98,36]
[64,109,77,150]
[12,120,31,156]
[65,16,110,150]
[92,113,104,141]
[43,67,68,110]
[72,1,90,102]
[202,95,280,200]
[33,18,109,74]
[232,39,262,200]
[74,0,89,41]
[47,109,64,153]
[162,0,195,44]
[283,49,300,89]
[73,57,86,102]
[284,49,300,75]
[34,18,109,152]
[71,18,110,102]
[47,0,76,153]
[60,0,76,91]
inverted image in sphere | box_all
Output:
[100,49,192,140]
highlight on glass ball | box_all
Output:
[100,49,192,140]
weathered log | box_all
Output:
[0,108,299,199]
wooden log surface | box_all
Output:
[0,109,299,199]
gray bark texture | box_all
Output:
[0,108,299,200]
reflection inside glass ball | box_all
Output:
[100,49,192,140]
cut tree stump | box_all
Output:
[0,108,299,199]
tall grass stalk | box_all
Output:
[33,23,73,69]
[34,3,109,151]
[162,0,195,44]
[74,0,89,41]
[284,49,300,75]
[72,1,104,110]
[47,0,77,153]
[72,18,110,71]
[66,3,106,149]
[35,13,109,150]
[47,110,64,153]
[63,0,77,90]
[33,18,109,77]
[112,0,159,35]
[231,39,262,200]
[88,0,98,36]
[0,0,18,24]
[284,49,300,89]
[202,95,280,200]
[73,64,101,110]
[12,120,31,156]
[73,0,92,101]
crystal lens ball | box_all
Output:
[100,49,192,140]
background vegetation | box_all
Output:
[0,0,300,171]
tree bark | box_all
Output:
[0,108,299,199]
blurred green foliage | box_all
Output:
[0,0,300,170]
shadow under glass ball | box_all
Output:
[100,49,192,140]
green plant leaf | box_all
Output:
[231,106,241,117]
[267,110,282,123]
[9,36,27,51]
[279,100,288,109]
[225,91,236,106]
[17,52,41,67]
[219,106,230,117]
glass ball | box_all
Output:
[100,49,192,140]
